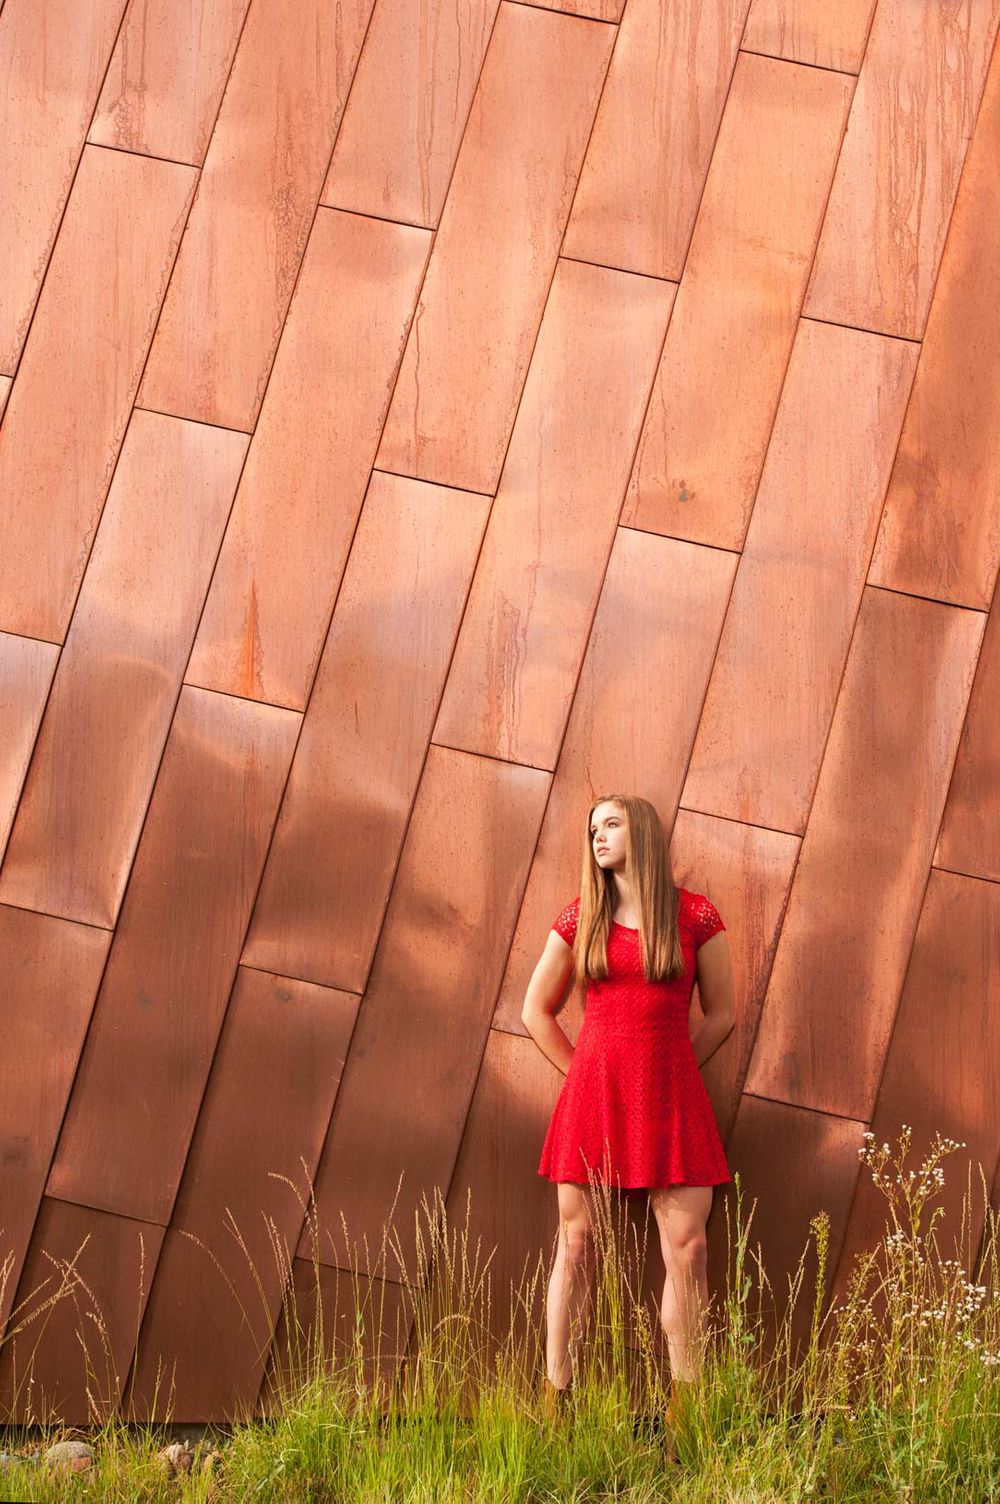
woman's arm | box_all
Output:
[689,930,736,1067]
[520,931,577,1075]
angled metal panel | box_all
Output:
[45,686,299,1224]
[0,146,196,641]
[322,0,499,227]
[682,319,918,834]
[127,967,359,1422]
[935,601,1000,884]
[0,411,247,927]
[868,47,1000,610]
[136,0,376,432]
[297,745,550,1278]
[89,0,252,164]
[803,0,1000,339]
[0,0,126,372]
[745,588,985,1120]
[432,257,674,769]
[563,0,749,279]
[0,632,58,861]
[492,525,736,1035]
[374,3,615,493]
[0,1199,164,1426]
[0,907,110,1334]
[242,473,489,992]
[742,0,876,72]
[622,52,853,551]
[186,210,432,710]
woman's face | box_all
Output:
[590,802,627,871]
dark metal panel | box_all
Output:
[492,525,737,1036]
[0,907,110,1335]
[374,4,615,493]
[745,588,985,1120]
[296,745,550,1278]
[0,0,126,372]
[0,1198,164,1426]
[682,319,918,834]
[830,867,1000,1306]
[710,1095,865,1366]
[0,145,197,641]
[742,0,876,72]
[186,210,432,710]
[45,686,300,1225]
[136,0,375,432]
[432,257,674,769]
[935,601,1000,883]
[868,48,1000,610]
[0,632,58,862]
[621,51,852,552]
[90,0,252,165]
[242,473,489,991]
[803,0,999,339]
[563,0,749,279]
[0,411,247,927]
[322,0,499,227]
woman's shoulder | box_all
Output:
[551,894,580,945]
[678,886,726,947]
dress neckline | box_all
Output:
[611,919,638,931]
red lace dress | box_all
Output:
[537,889,732,1189]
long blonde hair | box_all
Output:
[571,793,685,984]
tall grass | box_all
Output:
[0,1128,996,1501]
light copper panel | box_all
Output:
[126,967,359,1423]
[621,52,853,551]
[0,633,58,862]
[803,0,1000,340]
[0,1199,164,1426]
[89,0,252,164]
[742,0,877,72]
[433,258,675,769]
[830,868,1000,1309]
[0,411,248,928]
[186,210,432,709]
[562,0,750,279]
[374,3,615,494]
[492,525,737,1036]
[708,1096,865,1365]
[243,474,488,992]
[682,319,918,834]
[0,906,110,1335]
[0,145,197,641]
[261,1261,412,1416]
[321,0,499,227]
[745,587,986,1121]
[136,0,375,432]
[44,686,300,1225]
[0,0,126,372]
[0,374,10,417]
[936,602,1000,884]
[668,808,799,1145]
[868,47,1000,610]
[297,745,550,1279]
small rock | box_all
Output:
[44,1439,94,1471]
[156,1441,195,1475]
[201,1447,223,1475]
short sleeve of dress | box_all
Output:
[688,892,726,950]
[551,896,580,947]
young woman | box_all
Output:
[521,792,736,1439]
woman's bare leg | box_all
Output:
[545,1181,598,1388]
[648,1184,713,1383]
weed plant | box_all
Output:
[0,1127,996,1501]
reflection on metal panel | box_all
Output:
[742,0,876,72]
[0,633,58,862]
[45,687,299,1224]
[935,605,1000,884]
[374,3,615,493]
[0,411,247,926]
[622,51,852,550]
[0,907,110,1334]
[745,588,985,1120]
[433,257,674,769]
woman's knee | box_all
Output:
[558,1217,595,1268]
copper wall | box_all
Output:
[1,0,999,1424]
